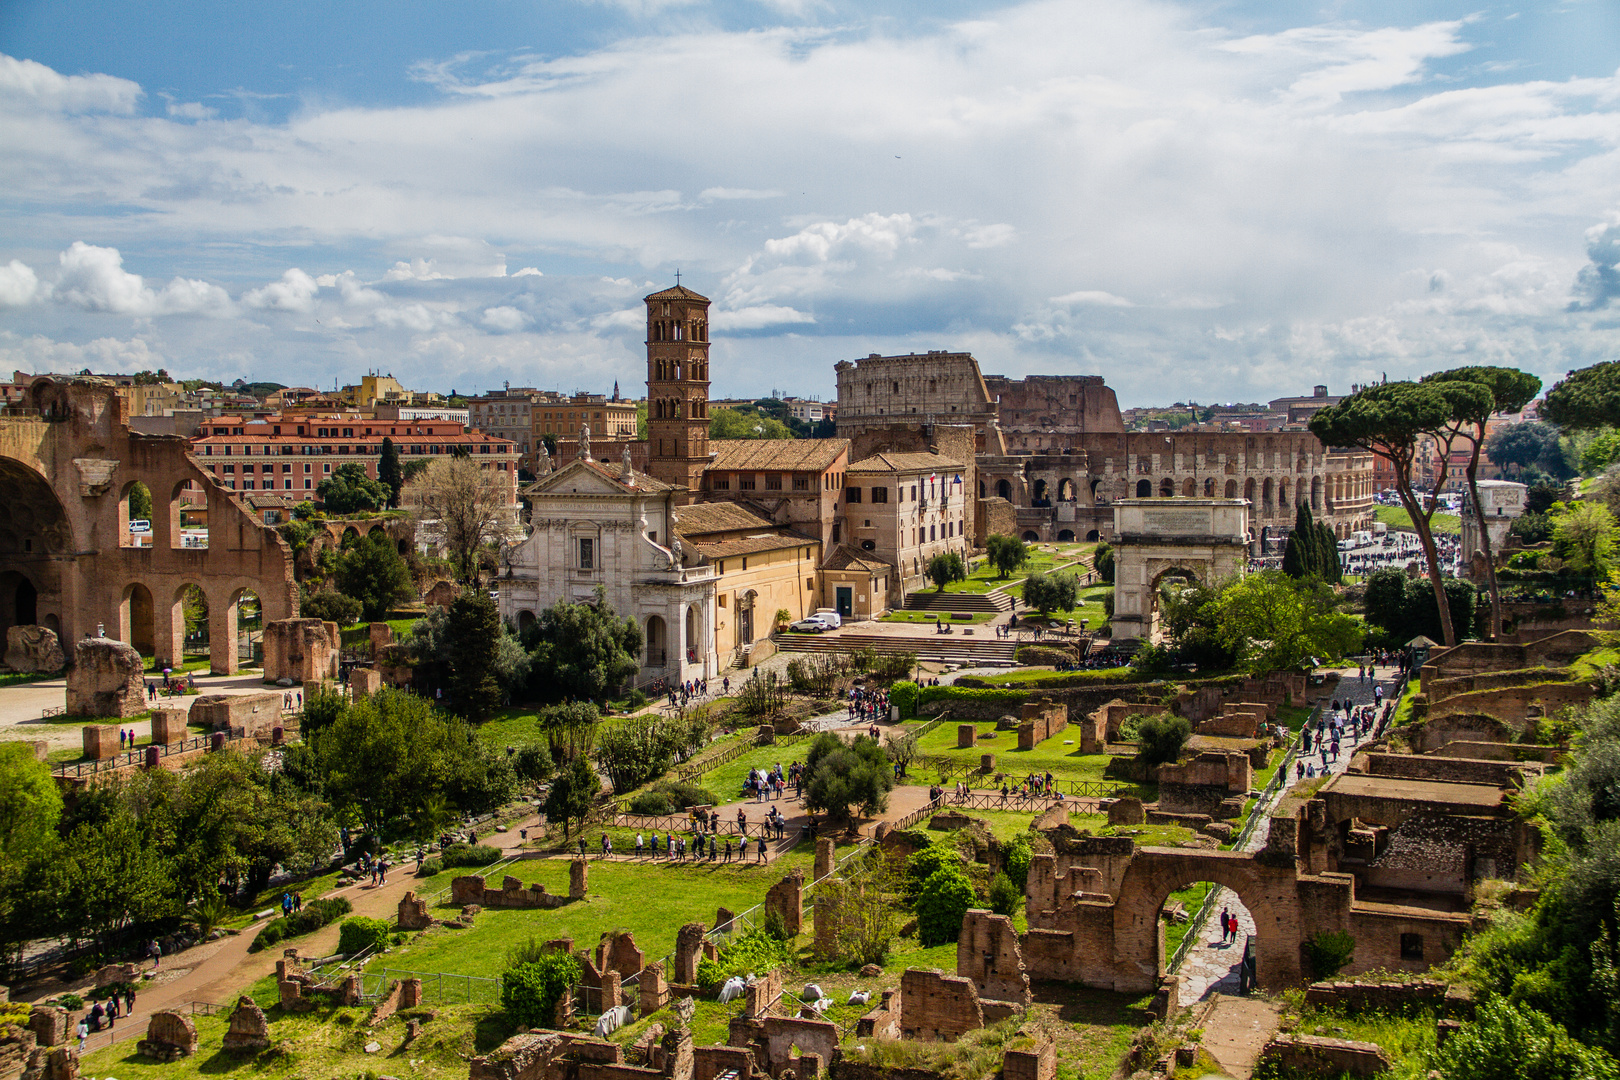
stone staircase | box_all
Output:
[903,589,1011,613]
[775,631,1018,667]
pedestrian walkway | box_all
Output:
[1176,665,1397,1005]
[1199,996,1283,1079]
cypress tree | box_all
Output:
[378,436,403,509]
[447,588,502,722]
[1282,501,1317,578]
[1316,521,1343,584]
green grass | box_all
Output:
[387,843,842,978]
[932,548,1090,595]
[879,609,997,624]
[967,666,1135,686]
[0,670,61,687]
[915,718,1113,786]
[1163,880,1215,959]
[1006,583,1112,630]
[1375,505,1461,536]
[476,707,546,750]
[338,616,422,648]
[700,738,816,803]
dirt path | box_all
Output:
[59,812,540,1057]
[1199,996,1282,1079]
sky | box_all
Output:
[0,0,1616,408]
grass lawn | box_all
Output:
[879,609,997,624]
[385,843,845,978]
[0,670,62,688]
[1376,505,1461,536]
[338,616,422,648]
[967,666,1134,685]
[915,719,1113,786]
[1163,880,1215,959]
[934,549,1087,595]
[699,738,817,804]
[79,1000,511,1080]
[477,707,546,750]
[1007,583,1111,630]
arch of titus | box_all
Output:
[1110,498,1249,643]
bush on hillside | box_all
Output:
[416,857,443,878]
[248,896,353,952]
[338,916,394,955]
[889,681,920,719]
[987,872,1020,917]
[916,867,976,946]
[502,952,581,1029]
[628,779,718,816]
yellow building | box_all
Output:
[671,502,820,666]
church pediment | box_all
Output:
[527,458,642,498]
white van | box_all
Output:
[812,608,843,629]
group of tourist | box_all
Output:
[847,684,889,723]
[279,891,306,916]
[666,678,710,709]
[631,828,771,863]
[142,673,195,700]
[743,762,797,802]
[115,727,142,752]
[76,987,136,1047]
[356,851,391,886]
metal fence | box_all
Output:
[360,966,502,1006]
[891,795,944,831]
[51,731,245,778]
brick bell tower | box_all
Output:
[644,281,712,496]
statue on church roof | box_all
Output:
[578,423,592,461]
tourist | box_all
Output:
[149,939,162,971]
[123,987,135,1018]
[649,832,660,858]
[636,833,644,858]
[294,892,303,912]
[76,1019,88,1052]
[723,837,732,863]
[757,835,767,862]
[89,1001,104,1032]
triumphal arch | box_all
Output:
[1110,498,1248,643]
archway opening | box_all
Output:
[232,588,262,668]
[0,457,72,640]
[1085,529,1100,542]
[341,526,361,549]
[1149,568,1200,641]
[1021,530,1040,542]
[1183,478,1197,497]
[1136,479,1152,498]
[997,479,1013,501]
[1224,479,1238,499]
[180,584,210,661]
[1160,882,1258,1002]
[517,609,537,634]
[646,615,667,667]
[398,537,411,556]
[1159,478,1174,498]
[172,480,209,549]
[1057,529,1075,542]
[1057,478,1076,502]
[121,582,155,656]
[1032,479,1049,505]
[685,604,700,665]
[121,481,154,548]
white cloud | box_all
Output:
[711,305,815,330]
[700,187,785,200]
[0,54,140,113]
[166,100,217,120]
[243,268,321,313]
[51,242,233,317]
[373,303,454,332]
[0,260,42,308]
[1051,290,1134,307]
[512,266,544,277]
[481,305,530,331]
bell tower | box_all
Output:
[644,282,711,495]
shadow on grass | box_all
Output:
[474,1012,516,1052]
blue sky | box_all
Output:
[0,0,1615,405]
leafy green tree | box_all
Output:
[1428,999,1618,1080]
[1216,571,1362,673]
[1135,714,1191,767]
[915,866,975,946]
[926,551,966,590]
[1093,542,1115,583]
[1553,501,1618,584]
[1302,930,1356,979]
[709,406,793,439]
[524,586,643,703]
[447,588,503,722]
[502,952,581,1028]
[1486,421,1571,481]
[537,700,602,763]
[378,437,404,509]
[985,534,1028,578]
[300,588,362,627]
[1022,571,1078,616]
[317,463,389,515]
[803,732,894,821]
[1583,431,1620,475]
[543,752,600,838]
[1001,835,1033,891]
[1544,360,1620,432]
[1423,367,1544,638]
[0,745,62,954]
[333,531,416,622]
[126,481,153,522]
[987,872,1020,917]
[1311,380,1489,645]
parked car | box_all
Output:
[789,615,837,633]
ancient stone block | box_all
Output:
[67,638,145,718]
[813,891,838,961]
[191,692,284,736]
[569,858,588,900]
[135,1010,197,1062]
[397,891,432,930]
[1258,1034,1391,1078]
[715,907,736,935]
[82,725,120,761]
[855,989,900,1040]
[28,1005,68,1048]
[1002,1037,1056,1080]
[956,910,1032,1007]
[981,753,996,771]
[765,870,804,935]
[262,618,339,685]
[673,923,707,985]
[814,837,835,881]
[899,969,984,1042]
[469,1032,568,1080]
[744,968,780,1020]
[150,707,189,745]
[957,724,977,748]
[5,625,64,673]
[401,978,422,1008]
[1107,796,1146,826]
[639,961,670,1016]
[596,930,643,978]
[221,995,270,1052]
[368,622,395,653]
[349,667,382,699]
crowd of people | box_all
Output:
[847,684,889,723]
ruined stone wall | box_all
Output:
[1349,751,1538,789]
[1420,631,1598,687]
[898,969,983,1042]
[1017,699,1067,750]
[1425,680,1596,723]
[191,691,285,735]
[262,618,340,684]
[449,872,573,910]
[955,910,1031,1006]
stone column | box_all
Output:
[569,859,588,900]
[814,838,835,881]
[208,588,239,675]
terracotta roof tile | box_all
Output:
[847,450,965,473]
[672,501,776,536]
[707,438,850,473]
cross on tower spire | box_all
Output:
[674,269,682,286]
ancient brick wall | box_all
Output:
[191,691,284,735]
[1426,680,1596,723]
[898,970,984,1043]
[448,873,572,910]
[955,910,1031,1006]
[1351,751,1538,788]
[262,618,340,684]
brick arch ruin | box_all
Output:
[0,376,296,671]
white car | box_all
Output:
[789,616,836,633]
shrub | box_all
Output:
[514,743,554,783]
[1013,645,1070,667]
[301,588,362,627]
[441,843,502,868]
[889,680,920,719]
[48,994,83,1012]
[416,857,443,878]
[693,931,795,988]
[1427,998,1618,1080]
[629,790,674,815]
[248,896,352,952]
[916,868,976,947]
[629,780,717,816]
[338,916,393,955]
[622,689,649,710]
[1302,929,1356,980]
[761,907,790,942]
[1136,714,1192,767]
[1001,835,1032,891]
[987,872,1020,917]
[870,651,917,682]
[905,845,963,899]
[502,952,581,1029]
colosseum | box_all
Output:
[836,354,1376,550]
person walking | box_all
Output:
[757,834,767,862]
[1219,907,1230,944]
[76,1019,88,1052]
[149,939,162,971]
